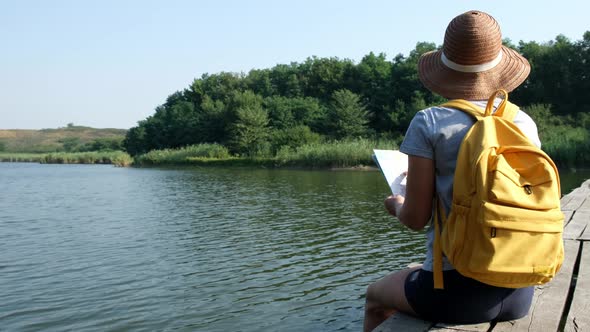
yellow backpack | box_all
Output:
[433,90,564,289]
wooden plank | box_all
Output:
[580,194,590,212]
[561,193,587,212]
[560,193,573,209]
[571,179,590,192]
[372,312,433,332]
[563,210,574,228]
[568,180,590,241]
[561,179,590,211]
[431,322,491,331]
[493,239,580,332]
[565,244,590,332]
[563,211,590,240]
[580,224,590,241]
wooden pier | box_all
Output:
[374,178,590,332]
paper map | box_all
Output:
[373,149,408,195]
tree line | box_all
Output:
[123,32,590,158]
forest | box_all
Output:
[123,33,590,168]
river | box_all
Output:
[1,163,588,331]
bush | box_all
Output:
[269,125,322,154]
[274,138,397,168]
[134,143,230,165]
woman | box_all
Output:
[364,10,541,331]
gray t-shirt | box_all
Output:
[399,99,541,271]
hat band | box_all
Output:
[441,50,503,73]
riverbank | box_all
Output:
[2,136,589,173]
[0,153,45,163]
[133,140,390,169]
[0,151,133,167]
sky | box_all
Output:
[1,0,588,130]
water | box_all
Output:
[1,163,588,332]
[558,168,590,196]
[0,163,426,332]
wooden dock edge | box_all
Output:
[373,178,590,332]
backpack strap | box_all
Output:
[441,99,485,119]
[496,101,519,122]
[485,89,519,121]
[440,89,520,122]
[433,198,446,289]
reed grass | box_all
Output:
[134,143,231,166]
[133,139,399,168]
[40,151,133,167]
[0,153,46,162]
[273,139,395,168]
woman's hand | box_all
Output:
[386,156,435,231]
[384,194,405,217]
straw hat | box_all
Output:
[418,10,530,100]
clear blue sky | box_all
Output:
[1,0,588,129]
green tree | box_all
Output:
[79,137,124,152]
[354,52,393,132]
[299,56,355,100]
[189,72,246,104]
[123,33,590,158]
[388,99,407,133]
[59,137,81,152]
[391,42,438,103]
[224,90,269,156]
[123,125,147,156]
[165,101,200,148]
[264,96,324,130]
[245,69,274,97]
[228,104,270,156]
[268,63,302,97]
[514,35,577,115]
[326,89,369,139]
[388,91,433,133]
[265,96,296,129]
[198,95,227,143]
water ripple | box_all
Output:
[0,164,426,332]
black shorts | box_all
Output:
[404,269,534,324]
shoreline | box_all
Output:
[3,157,589,174]
[1,152,588,174]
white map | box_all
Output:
[373,149,408,196]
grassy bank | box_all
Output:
[0,151,133,167]
[41,151,133,166]
[0,153,46,163]
[3,134,588,170]
[272,139,382,168]
[134,143,231,166]
[134,140,397,168]
[132,132,590,170]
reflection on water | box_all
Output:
[559,168,590,196]
[0,163,425,332]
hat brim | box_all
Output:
[418,46,530,100]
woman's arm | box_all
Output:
[384,155,435,231]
